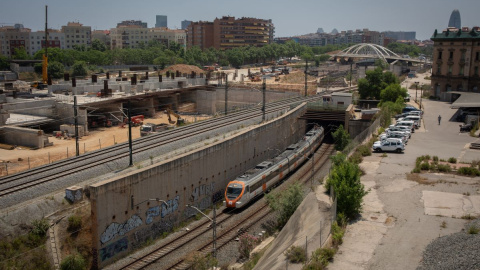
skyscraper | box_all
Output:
[448,9,461,29]
[155,15,167,28]
[181,20,192,30]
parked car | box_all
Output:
[373,139,405,153]
[404,93,410,102]
[402,106,421,114]
[459,123,473,132]
[380,131,408,144]
[387,125,412,138]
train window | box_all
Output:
[246,186,250,193]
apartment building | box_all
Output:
[187,21,214,50]
[28,30,65,56]
[92,30,110,47]
[110,24,186,49]
[187,16,274,50]
[61,22,91,49]
[0,25,30,57]
[431,27,480,99]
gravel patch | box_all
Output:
[417,219,480,270]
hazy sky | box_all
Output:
[1,0,478,40]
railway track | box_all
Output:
[117,143,335,270]
[0,95,327,198]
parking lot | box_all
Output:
[329,82,480,270]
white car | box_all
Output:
[383,131,409,143]
[373,139,405,153]
[386,125,412,138]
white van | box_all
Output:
[396,120,415,132]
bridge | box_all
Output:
[331,43,427,64]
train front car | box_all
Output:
[224,181,246,208]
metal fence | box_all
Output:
[342,117,381,155]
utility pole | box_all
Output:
[127,100,133,166]
[304,59,308,97]
[74,96,79,156]
[225,74,228,115]
[262,77,266,122]
[350,62,353,87]
[212,205,217,258]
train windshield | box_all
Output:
[226,184,243,199]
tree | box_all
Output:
[71,61,88,77]
[357,67,386,99]
[226,48,244,68]
[48,61,65,79]
[91,39,107,52]
[331,124,350,151]
[380,83,407,103]
[12,47,30,60]
[0,55,9,70]
[325,153,367,219]
[266,182,303,228]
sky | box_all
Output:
[0,0,479,41]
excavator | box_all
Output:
[165,108,185,126]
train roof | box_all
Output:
[232,127,322,185]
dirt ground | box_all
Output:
[0,112,208,176]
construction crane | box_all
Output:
[42,5,48,84]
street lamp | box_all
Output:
[414,81,419,104]
[186,204,217,258]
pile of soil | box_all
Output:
[160,64,204,74]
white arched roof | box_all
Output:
[338,43,400,62]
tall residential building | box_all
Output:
[0,25,30,57]
[155,15,167,28]
[92,30,110,48]
[448,9,461,29]
[181,20,192,30]
[61,22,91,49]
[187,21,214,50]
[28,30,65,56]
[383,31,416,41]
[110,24,185,49]
[431,27,480,100]
[187,16,274,50]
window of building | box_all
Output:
[448,65,452,74]
[476,52,479,61]
[475,66,479,76]
[461,51,466,60]
[459,66,464,76]
[438,51,442,60]
[449,51,454,59]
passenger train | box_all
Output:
[223,125,324,209]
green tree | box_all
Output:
[48,61,65,79]
[266,182,303,228]
[12,47,30,60]
[71,61,88,77]
[380,84,407,103]
[60,252,86,270]
[91,39,107,52]
[33,48,65,63]
[226,48,244,68]
[325,153,367,219]
[331,125,350,151]
[0,55,9,70]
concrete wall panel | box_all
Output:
[90,104,307,268]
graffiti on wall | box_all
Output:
[99,237,128,262]
[65,188,82,202]
[132,214,178,249]
[145,195,179,224]
[100,215,143,244]
[190,182,215,202]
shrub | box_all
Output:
[420,162,430,171]
[326,153,367,219]
[284,245,306,263]
[238,234,260,259]
[336,212,348,228]
[67,215,82,233]
[437,164,451,172]
[411,167,421,173]
[331,222,344,247]
[306,248,336,269]
[332,125,350,151]
[265,182,303,228]
[357,145,372,157]
[458,167,480,176]
[71,61,88,77]
[348,151,363,164]
[60,252,86,270]
[468,225,479,234]
[433,156,439,162]
[31,218,50,237]
[448,157,457,164]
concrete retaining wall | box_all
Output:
[0,99,56,117]
[0,126,49,148]
[215,88,300,112]
[90,104,307,268]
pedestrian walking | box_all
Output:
[438,115,442,125]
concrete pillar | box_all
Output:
[145,98,155,117]
[173,93,179,110]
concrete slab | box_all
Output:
[422,190,480,217]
